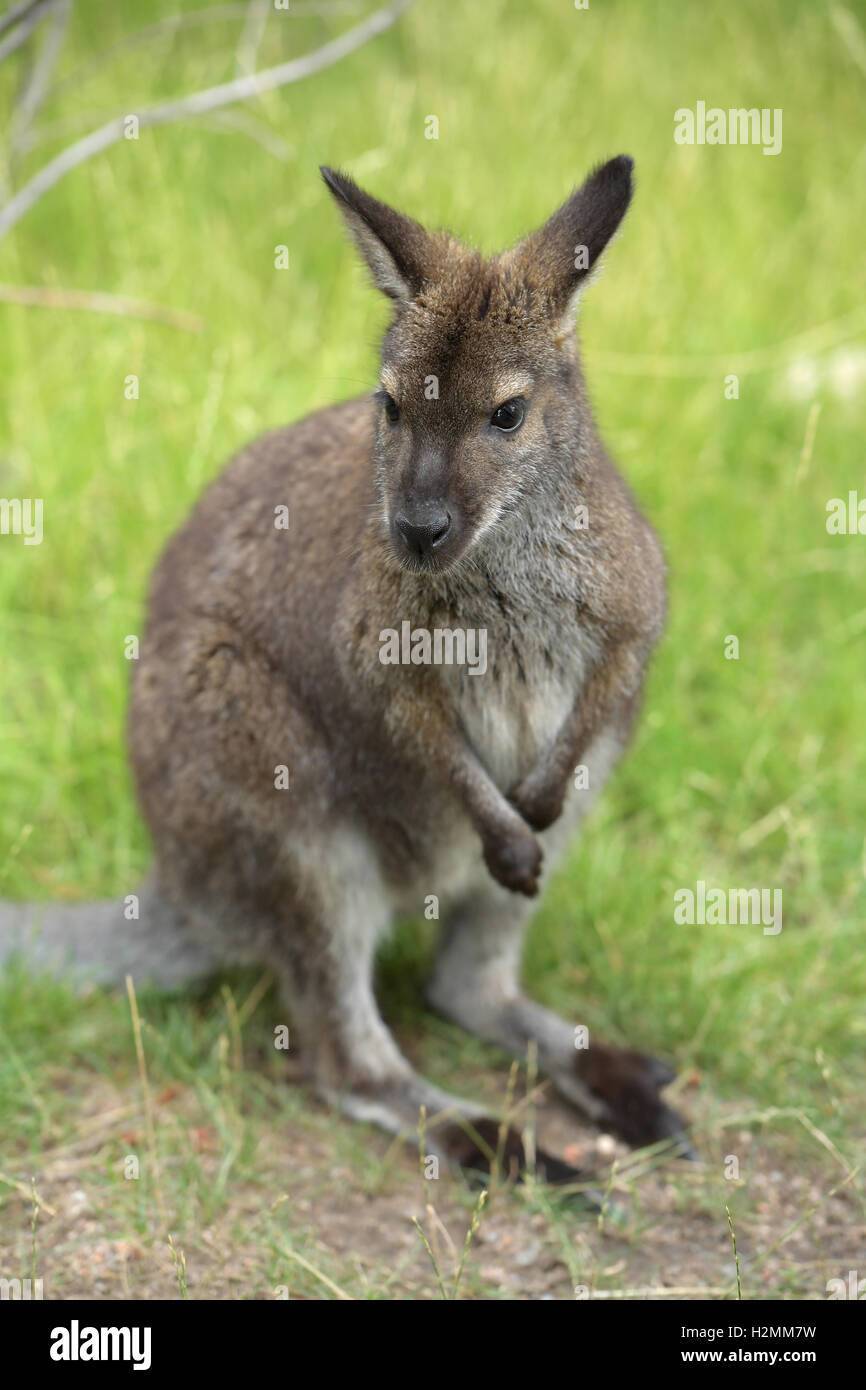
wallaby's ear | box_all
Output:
[320,166,435,304]
[516,154,634,324]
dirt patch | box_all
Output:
[1,1066,862,1301]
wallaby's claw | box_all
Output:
[565,1043,693,1154]
[440,1116,594,1190]
[483,826,543,896]
[507,779,564,833]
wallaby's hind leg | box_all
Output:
[270,829,583,1184]
[426,884,689,1151]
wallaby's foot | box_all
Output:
[556,1040,691,1153]
[426,924,693,1158]
[432,1115,591,1187]
[329,1076,586,1186]
[482,817,543,897]
[427,884,692,1157]
[491,1000,691,1155]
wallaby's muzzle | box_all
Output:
[393,501,452,564]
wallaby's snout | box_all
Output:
[322,157,635,574]
[393,499,452,563]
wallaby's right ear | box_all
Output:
[515,155,635,325]
[320,167,434,304]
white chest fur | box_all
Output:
[449,620,597,792]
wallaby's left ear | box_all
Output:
[320,166,436,304]
[516,154,634,323]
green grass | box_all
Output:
[1,0,864,1298]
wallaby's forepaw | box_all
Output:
[439,1116,591,1188]
[560,1042,694,1155]
[483,823,543,896]
[507,776,565,833]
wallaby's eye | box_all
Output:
[490,398,525,432]
[382,392,400,425]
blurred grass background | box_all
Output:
[0,0,864,1234]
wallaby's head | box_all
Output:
[322,157,633,574]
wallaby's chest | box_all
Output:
[449,602,596,791]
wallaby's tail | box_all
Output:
[0,876,218,989]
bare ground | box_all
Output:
[2,1055,862,1301]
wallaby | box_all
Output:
[1,157,689,1179]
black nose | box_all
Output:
[395,505,451,558]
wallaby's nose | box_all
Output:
[395,505,451,559]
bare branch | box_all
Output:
[235,0,270,77]
[0,0,413,242]
[14,106,129,159]
[48,0,363,104]
[0,281,205,332]
[9,0,70,159]
[205,109,295,163]
[0,0,48,61]
[0,0,48,42]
